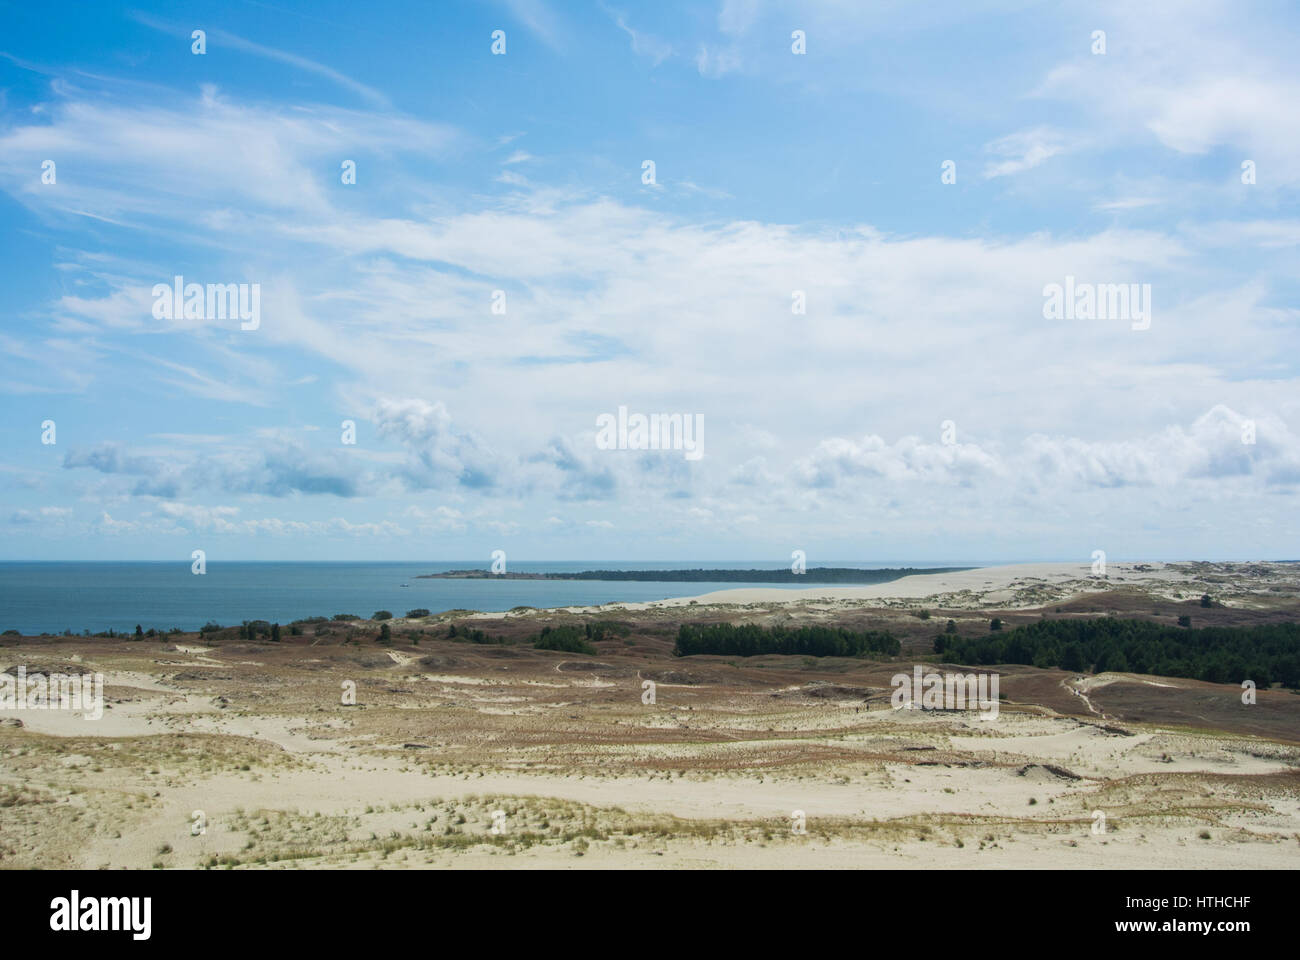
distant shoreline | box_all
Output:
[416,566,973,584]
[4,560,1290,636]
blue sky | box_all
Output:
[1,0,1298,562]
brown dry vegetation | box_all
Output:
[2,567,1298,869]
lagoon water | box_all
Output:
[0,561,974,635]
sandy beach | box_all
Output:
[518,561,1291,617]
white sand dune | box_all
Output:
[615,561,1190,610]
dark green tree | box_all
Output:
[535,625,596,655]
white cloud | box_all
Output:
[1093,197,1160,212]
[499,0,566,52]
[605,6,673,65]
[1034,3,1300,184]
[130,13,391,106]
[695,44,743,77]
[3,48,1298,555]
[983,127,1068,179]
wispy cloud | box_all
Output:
[603,4,672,65]
[1093,197,1160,212]
[129,12,390,106]
[982,127,1067,179]
[498,0,566,52]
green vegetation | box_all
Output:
[585,621,629,642]
[447,623,505,645]
[935,617,1300,687]
[373,610,393,621]
[238,619,272,640]
[534,625,597,655]
[674,623,898,658]
[405,608,431,618]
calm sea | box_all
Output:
[0,561,975,635]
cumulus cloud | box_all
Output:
[3,10,1298,557]
[1023,406,1300,490]
[62,442,364,499]
[791,407,1300,504]
[794,436,1005,489]
[10,506,72,525]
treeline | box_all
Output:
[675,623,899,658]
[37,625,186,640]
[936,618,1300,687]
[426,567,968,583]
[554,567,964,583]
